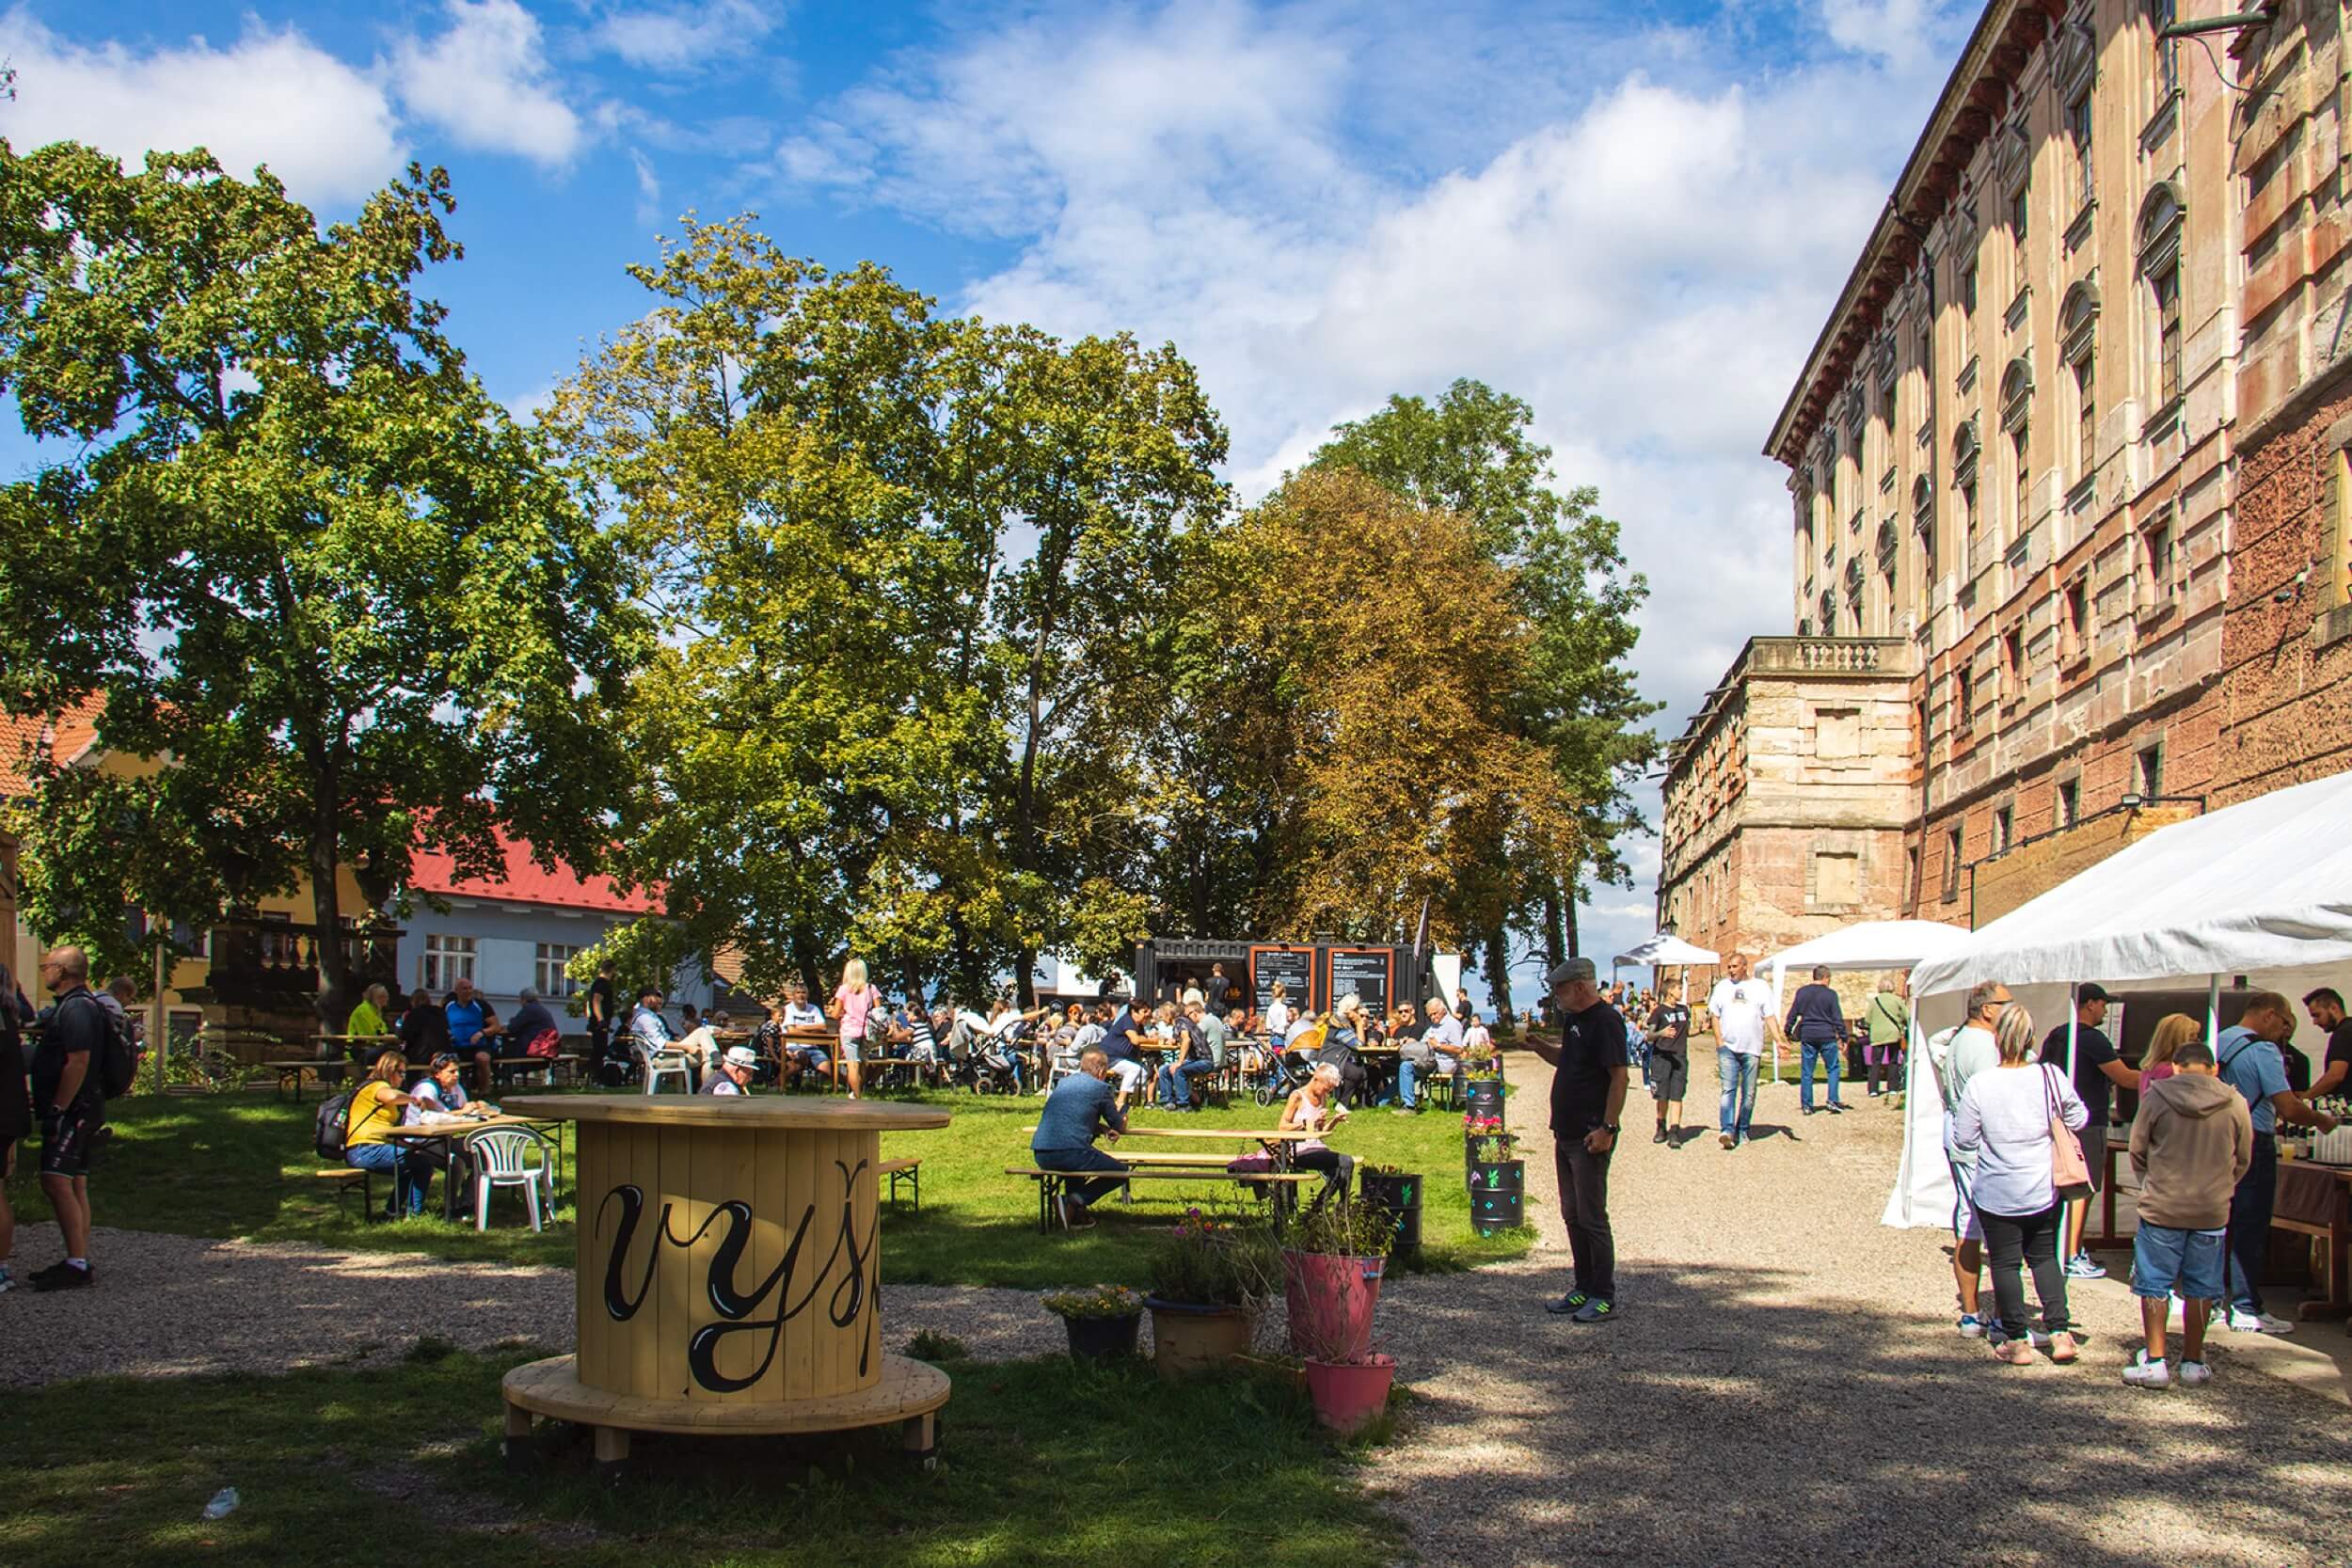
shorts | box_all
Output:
[2074,1124,2108,1193]
[1106,1059,1147,1094]
[40,1099,104,1179]
[2131,1223,2225,1302]
[1947,1157,1982,1243]
[838,1025,864,1065]
[1649,1049,1689,1102]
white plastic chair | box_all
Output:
[466,1126,554,1232]
[1045,1042,1083,1092]
[635,1037,691,1094]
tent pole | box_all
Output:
[2205,974,2220,1044]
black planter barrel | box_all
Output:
[1464,1132,1518,1186]
[1466,1079,1507,1125]
[1062,1312,1142,1363]
[1359,1169,1423,1261]
[1470,1158,1524,1235]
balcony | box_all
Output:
[183,912,404,1020]
[1748,636,1921,677]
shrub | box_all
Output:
[1145,1209,1279,1307]
[1040,1284,1145,1320]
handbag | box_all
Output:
[523,1027,561,1060]
[2044,1065,2094,1201]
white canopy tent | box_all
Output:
[1884,768,2352,1228]
[1613,933,1720,968]
[1753,918,1971,1082]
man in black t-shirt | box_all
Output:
[1522,958,1629,1324]
[30,945,106,1291]
[2305,988,2352,1099]
[1645,985,1692,1145]
[2044,983,2133,1281]
[585,961,617,1085]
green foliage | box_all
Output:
[903,1328,970,1363]
[1038,1283,1145,1320]
[1285,1198,1397,1259]
[0,145,647,998]
[1145,1208,1281,1307]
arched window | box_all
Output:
[1952,421,1980,551]
[1999,360,2032,535]
[2139,184,2186,410]
[2061,283,2100,481]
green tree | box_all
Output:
[0,145,648,1014]
[1311,379,1659,1014]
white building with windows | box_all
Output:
[395,832,713,1034]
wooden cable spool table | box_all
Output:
[495,1095,953,1474]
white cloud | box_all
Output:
[764,0,1976,964]
[594,0,780,72]
[392,0,584,166]
[0,8,405,205]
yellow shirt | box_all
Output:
[344,1082,402,1147]
[346,1000,389,1038]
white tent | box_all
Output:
[1613,933,1720,967]
[1763,919,1973,987]
[1884,768,2352,1228]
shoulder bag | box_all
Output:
[2044,1064,2093,1201]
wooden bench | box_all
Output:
[492,1054,582,1089]
[879,1157,922,1212]
[1004,1165,1320,1232]
[307,1164,376,1221]
[267,1060,346,1102]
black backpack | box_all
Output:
[315,1089,366,1160]
[61,992,138,1100]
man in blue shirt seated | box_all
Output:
[1031,1046,1129,1229]
[2216,991,2339,1334]
[1784,965,1848,1116]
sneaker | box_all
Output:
[30,1260,92,1291]
[2227,1308,2294,1335]
[1571,1299,1617,1324]
[0,1266,11,1294]
[1545,1291,1590,1316]
[1827,1102,1845,1115]
[1652,1127,1669,1144]
[1058,1197,1096,1230]
[1719,1132,1735,1149]
[2065,1253,2107,1279]
[1992,1338,2036,1365]
[2122,1350,2171,1388]
[1957,1313,1986,1338]
[2177,1359,2212,1386]
[1802,1106,1819,1117]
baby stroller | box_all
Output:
[946,1018,1024,1096]
[1252,1022,1325,1106]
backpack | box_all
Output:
[315,1090,358,1160]
[63,993,138,1100]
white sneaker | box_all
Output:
[2177,1359,2212,1386]
[2121,1350,2170,1388]
[2227,1308,2295,1334]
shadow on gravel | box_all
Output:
[1392,1259,2352,1568]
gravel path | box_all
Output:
[1364,1053,2352,1568]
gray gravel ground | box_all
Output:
[1362,1053,2352,1568]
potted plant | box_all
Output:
[1302,1346,1397,1437]
[1358,1163,1423,1263]
[1461,1044,1506,1123]
[1143,1209,1278,1381]
[1469,1139,1526,1235]
[1461,1115,1513,1184]
[1281,1198,1393,1363]
[1041,1284,1145,1363]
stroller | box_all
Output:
[946,1017,1025,1096]
[1251,1022,1325,1106]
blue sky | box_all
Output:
[11,0,1975,999]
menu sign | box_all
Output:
[1327,948,1395,1018]
[1248,945,1316,1017]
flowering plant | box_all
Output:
[1462,1114,1503,1132]
[1040,1284,1145,1320]
[1470,1133,1517,1163]
[1147,1207,1279,1307]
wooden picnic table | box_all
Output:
[388,1112,570,1221]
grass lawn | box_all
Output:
[0,1341,1407,1568]
[5,1082,1536,1285]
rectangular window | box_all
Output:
[2137,743,2165,798]
[2013,424,2031,531]
[2154,263,2183,406]
[2068,93,2093,205]
[1962,261,1979,325]
[1955,666,1975,734]
[2058,779,2080,828]
[2152,0,2179,102]
[1880,379,1899,448]
[1942,826,1963,900]
[167,1009,205,1046]
[2004,627,2026,696]
[2147,517,2176,594]
[2011,182,2029,245]
[422,933,477,995]
[534,942,582,998]
[1994,806,2014,853]
[2064,578,2090,659]
[2074,358,2096,479]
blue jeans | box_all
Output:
[2226,1134,2279,1316]
[1158,1059,1217,1107]
[1629,1036,1652,1091]
[1396,1058,1419,1109]
[1035,1143,1129,1208]
[348,1141,437,1216]
[1799,1037,1843,1109]
[1717,1048,1758,1138]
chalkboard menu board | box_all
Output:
[1327,948,1395,1018]
[1249,946,1316,1017]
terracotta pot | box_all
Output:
[1144,1298,1255,1381]
[1281,1248,1384,1362]
[1304,1354,1397,1435]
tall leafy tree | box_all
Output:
[1310,379,1658,1013]
[0,145,648,1014]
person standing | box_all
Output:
[1523,958,1629,1324]
[0,960,32,1293]
[1863,975,1910,1100]
[831,958,881,1101]
[1953,1006,2086,1364]
[2214,991,2339,1334]
[2044,984,2134,1280]
[1708,955,1773,1148]
[1934,981,2011,1337]
[1784,965,1848,1116]
[29,946,108,1290]
[2305,988,2352,1099]
[2122,1039,2252,1387]
[1031,1047,1130,1229]
[1644,983,1692,1145]
[585,959,617,1086]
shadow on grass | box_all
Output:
[1375,1254,2352,1566]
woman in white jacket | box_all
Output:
[1955,1005,2088,1365]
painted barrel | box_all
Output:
[1466,1080,1506,1125]
[1359,1169,1422,1259]
[1469,1158,1524,1236]
[1464,1132,1518,1186]
[504,1095,949,1407]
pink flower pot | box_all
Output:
[1282,1249,1384,1362]
[1304,1354,1396,1436]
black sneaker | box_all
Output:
[1571,1299,1617,1324]
[1544,1291,1590,1316]
[30,1260,93,1291]
[1652,1126,1669,1144]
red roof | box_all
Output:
[0,698,105,799]
[407,830,659,915]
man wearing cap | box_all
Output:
[704,1045,760,1096]
[1521,958,1629,1324]
[2043,984,2132,1280]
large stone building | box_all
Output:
[1661,0,2352,966]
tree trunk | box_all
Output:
[1541,886,1567,972]
[1016,942,1037,1008]
[308,792,351,1037]
[1564,878,1582,958]
[1482,922,1513,1027]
